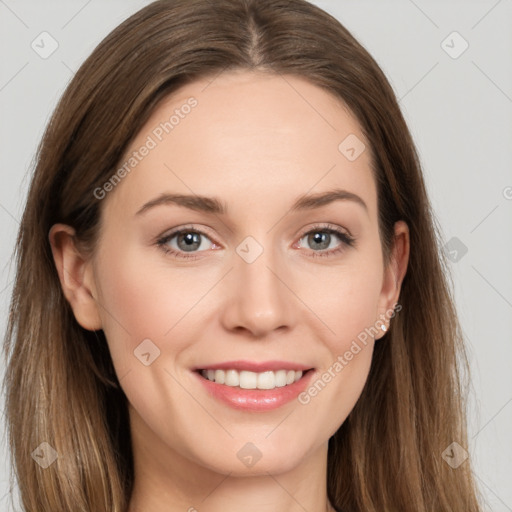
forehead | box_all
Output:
[107,70,376,220]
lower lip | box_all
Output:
[193,370,315,411]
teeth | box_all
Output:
[225,369,239,387]
[275,369,287,387]
[214,369,225,384]
[200,368,304,390]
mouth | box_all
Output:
[197,368,310,390]
[192,362,315,411]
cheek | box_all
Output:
[296,285,379,440]
[301,257,383,349]
[92,241,216,374]
[296,255,382,422]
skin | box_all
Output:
[50,70,409,512]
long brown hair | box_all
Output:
[3,0,484,510]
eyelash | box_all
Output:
[156,223,356,261]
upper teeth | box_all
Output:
[200,369,304,390]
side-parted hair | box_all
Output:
[3,0,483,510]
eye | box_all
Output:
[156,223,355,261]
[296,224,355,258]
[157,227,216,260]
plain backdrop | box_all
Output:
[1,0,511,510]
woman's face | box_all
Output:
[66,70,408,477]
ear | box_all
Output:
[375,220,410,339]
[48,223,102,331]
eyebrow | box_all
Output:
[135,188,368,216]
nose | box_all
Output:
[220,243,296,339]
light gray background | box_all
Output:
[1,0,511,510]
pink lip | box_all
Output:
[193,360,313,372]
[192,367,316,412]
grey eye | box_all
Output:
[166,231,214,253]
[299,231,341,251]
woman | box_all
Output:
[3,0,484,510]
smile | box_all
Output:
[193,362,315,411]
[200,368,304,390]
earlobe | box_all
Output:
[376,220,410,338]
[48,223,102,331]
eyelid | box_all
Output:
[157,223,216,241]
[296,222,353,241]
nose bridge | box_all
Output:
[221,234,294,337]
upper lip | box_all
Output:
[194,360,313,372]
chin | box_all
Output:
[187,437,316,477]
